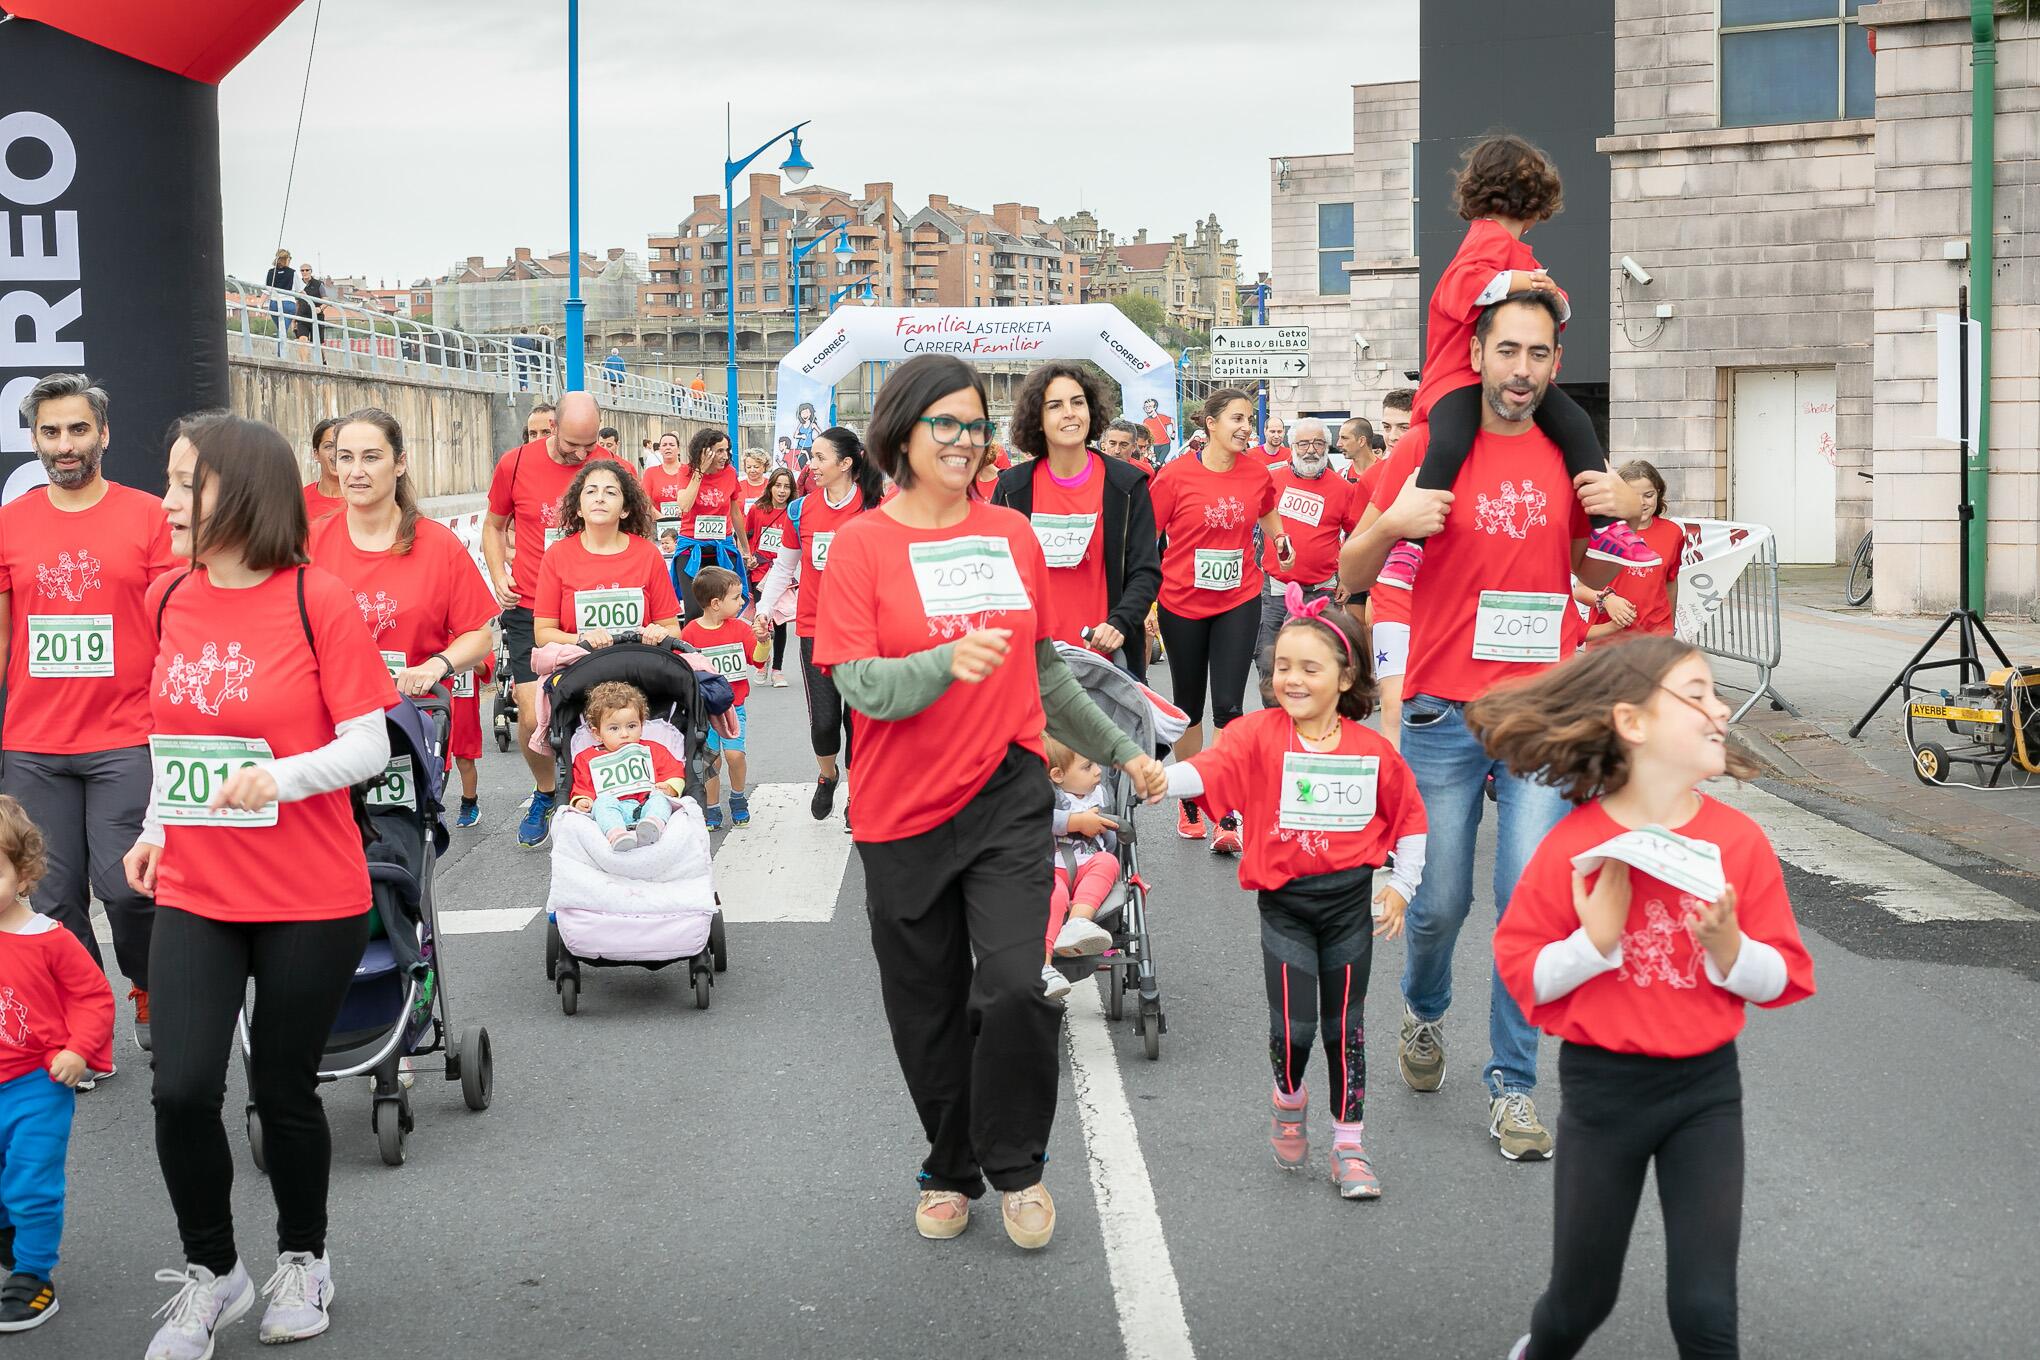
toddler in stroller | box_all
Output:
[569,681,687,852]
[1040,736,1119,999]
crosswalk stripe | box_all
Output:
[438,906,542,935]
[1711,781,2037,923]
[709,782,851,923]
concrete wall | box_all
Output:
[227,355,718,499]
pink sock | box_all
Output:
[1273,1082,1308,1111]
[1332,1119,1365,1148]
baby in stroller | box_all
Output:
[568,680,687,853]
[1041,736,1120,999]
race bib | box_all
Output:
[149,735,278,827]
[1471,591,1566,664]
[1193,548,1244,591]
[26,614,112,678]
[1279,752,1378,832]
[908,536,1032,616]
[658,500,681,520]
[451,669,476,699]
[758,526,785,555]
[1276,487,1325,528]
[575,588,644,632]
[544,526,569,549]
[809,531,836,572]
[1031,513,1097,570]
[365,756,416,810]
[700,643,748,678]
[589,742,656,798]
[380,650,407,677]
[1571,826,1728,902]
[693,515,729,540]
[655,518,681,546]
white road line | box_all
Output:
[1712,781,2037,923]
[710,782,850,922]
[1065,983,1196,1360]
[437,906,543,935]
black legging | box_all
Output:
[770,620,789,671]
[152,905,370,1275]
[1526,1041,1744,1360]
[1155,595,1259,730]
[1415,380,1610,527]
[798,633,852,764]
[1259,866,1373,1122]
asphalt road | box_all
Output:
[45,660,2040,1360]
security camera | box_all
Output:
[1620,256,1653,286]
[1353,334,1370,352]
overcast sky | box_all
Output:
[219,0,1417,289]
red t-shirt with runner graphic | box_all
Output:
[532,534,681,634]
[1184,708,1427,893]
[680,616,751,707]
[485,440,614,609]
[1413,219,1570,424]
[309,514,500,671]
[146,566,396,922]
[641,463,692,526]
[1027,454,1110,648]
[780,488,873,637]
[1367,423,1588,702]
[812,500,1053,843]
[1148,453,1277,619]
[1263,466,1362,587]
[747,504,791,586]
[679,466,740,542]
[0,482,178,753]
[1494,796,1815,1057]
[1591,513,1685,642]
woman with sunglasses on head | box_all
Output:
[752,426,887,819]
[812,353,1165,1250]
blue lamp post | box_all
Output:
[563,0,585,390]
[790,221,851,349]
[724,106,813,445]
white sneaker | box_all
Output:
[1040,963,1072,1000]
[1508,1335,1531,1360]
[145,1260,254,1360]
[1052,916,1114,957]
[258,1251,335,1344]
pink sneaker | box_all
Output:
[1586,522,1660,567]
[1377,540,1423,591]
[1330,1140,1381,1199]
[1270,1088,1309,1171]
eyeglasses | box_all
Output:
[917,416,997,446]
[1293,439,1329,450]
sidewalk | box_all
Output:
[1719,565,2040,877]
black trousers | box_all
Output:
[770,621,789,671]
[1155,594,1259,730]
[151,905,369,1274]
[1258,866,1374,1122]
[1415,381,1610,525]
[798,634,852,764]
[857,745,1059,1196]
[1526,1041,1745,1360]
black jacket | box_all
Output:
[992,454,1161,644]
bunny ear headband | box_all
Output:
[1281,580,1354,664]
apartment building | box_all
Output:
[430,246,643,333]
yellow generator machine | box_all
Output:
[1906,667,2040,788]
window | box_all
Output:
[737,264,754,281]
[680,246,692,261]
[763,239,779,254]
[683,292,693,308]
[1720,1,1873,127]
[764,261,780,279]
[738,242,753,257]
[738,287,755,304]
[1317,201,1354,296]
[764,287,780,302]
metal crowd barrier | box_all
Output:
[1692,532,1798,723]
[586,364,727,423]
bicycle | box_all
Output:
[1845,470,1873,607]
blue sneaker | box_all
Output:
[704,805,724,831]
[517,790,556,849]
[729,792,750,827]
[455,798,480,829]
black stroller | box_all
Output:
[242,692,493,1169]
[540,634,734,1014]
[490,634,517,752]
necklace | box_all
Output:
[1294,719,1341,744]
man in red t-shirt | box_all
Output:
[0,374,179,1050]
[1253,418,1360,681]
[1246,414,1289,466]
[482,390,612,848]
[1338,296,1632,1159]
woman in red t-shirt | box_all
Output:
[747,467,798,685]
[641,431,690,544]
[310,408,501,822]
[1147,386,1292,850]
[533,462,681,651]
[669,429,754,619]
[738,449,771,520]
[1578,460,1683,647]
[1470,637,1814,1360]
[123,414,396,1353]
[813,354,1164,1250]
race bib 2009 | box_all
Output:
[149,735,278,827]
[1278,751,1377,832]
[575,588,645,632]
[1193,548,1244,591]
[27,614,112,678]
[590,742,656,798]
[1471,590,1566,664]
[908,536,1032,616]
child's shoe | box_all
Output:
[606,826,638,852]
[0,1272,56,1332]
[1330,1137,1382,1199]
[456,797,481,829]
[1040,963,1072,1000]
[1053,916,1113,957]
[1270,1087,1309,1171]
[730,791,751,826]
[704,805,724,831]
[1377,539,1423,591]
[770,669,788,687]
[258,1251,335,1343]
[145,1260,254,1360]
[1586,521,1660,567]
[1210,814,1244,856]
[636,816,666,848]
[1175,800,1206,840]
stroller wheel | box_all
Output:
[461,1026,493,1111]
[374,1100,406,1166]
[693,962,712,1010]
[1139,1005,1162,1062]
[710,910,728,973]
[246,1107,268,1175]
[495,731,511,753]
[545,919,562,981]
[1105,966,1125,1021]
[559,973,579,1016]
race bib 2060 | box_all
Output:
[590,742,656,798]
[575,588,645,632]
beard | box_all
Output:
[1484,377,1547,423]
[40,442,103,489]
[1291,451,1331,478]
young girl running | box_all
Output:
[1163,588,1426,1198]
[448,650,495,829]
[1577,459,1683,646]
[1472,636,1815,1360]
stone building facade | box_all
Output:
[430,247,644,334]
[1080,216,1243,330]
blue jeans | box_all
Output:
[1399,693,1569,1097]
[593,790,673,838]
[0,1068,74,1278]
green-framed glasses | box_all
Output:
[918,416,997,446]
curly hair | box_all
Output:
[1258,603,1376,721]
[557,459,657,540]
[1454,133,1563,224]
[1464,635,1757,804]
[1009,361,1113,457]
[686,427,730,474]
[0,796,47,900]
[583,680,649,733]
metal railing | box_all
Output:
[224,276,727,422]
[1693,532,1799,723]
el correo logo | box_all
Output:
[0,111,85,455]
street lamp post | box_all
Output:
[791,222,852,349]
[563,0,585,391]
[724,105,813,447]
[1250,276,1271,444]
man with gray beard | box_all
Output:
[1253,417,1364,682]
[0,374,180,1058]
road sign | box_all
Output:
[1211,325,1309,355]
[1211,352,1311,380]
